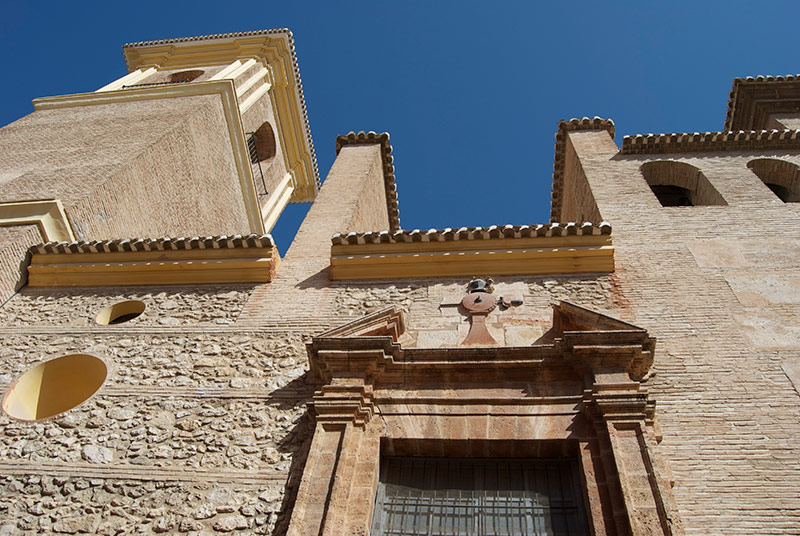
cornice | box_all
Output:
[725,74,800,131]
[122,29,320,201]
[31,234,274,254]
[335,131,400,232]
[27,234,278,287]
[550,117,615,223]
[332,222,611,245]
[620,129,800,155]
[329,223,613,280]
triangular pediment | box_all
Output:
[316,306,405,341]
[554,301,644,335]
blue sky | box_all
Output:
[2,1,799,251]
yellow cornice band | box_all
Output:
[330,234,614,280]
[28,246,279,287]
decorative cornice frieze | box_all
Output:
[27,234,278,287]
[621,129,800,155]
[329,223,614,280]
[550,117,615,223]
[335,131,400,232]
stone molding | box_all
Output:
[0,199,75,242]
[291,302,681,535]
[550,117,616,223]
[122,29,320,197]
[27,234,278,287]
[725,74,800,131]
[330,224,614,280]
[335,131,400,231]
[621,128,800,155]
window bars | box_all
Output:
[372,457,588,536]
[246,132,269,198]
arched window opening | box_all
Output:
[649,185,693,206]
[640,161,727,207]
[168,69,205,83]
[747,158,800,203]
[253,122,277,162]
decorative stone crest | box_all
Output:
[459,277,522,346]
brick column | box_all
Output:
[239,144,389,323]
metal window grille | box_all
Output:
[371,458,588,536]
[245,132,269,198]
[121,80,191,89]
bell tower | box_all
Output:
[0,29,318,301]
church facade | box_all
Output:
[0,29,799,536]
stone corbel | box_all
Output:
[312,377,375,428]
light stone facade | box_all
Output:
[0,31,799,536]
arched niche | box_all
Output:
[747,158,800,202]
[640,160,727,207]
[168,69,205,83]
[252,121,277,162]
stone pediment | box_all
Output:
[308,301,654,383]
[314,305,405,340]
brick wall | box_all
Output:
[0,95,251,240]
[565,128,800,535]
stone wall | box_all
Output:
[0,327,312,535]
[0,285,256,327]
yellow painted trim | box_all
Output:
[237,66,269,98]
[28,245,279,287]
[209,59,246,80]
[330,236,614,280]
[240,80,271,114]
[0,199,75,242]
[96,67,156,92]
[261,173,295,233]
[33,81,265,235]
[123,34,317,203]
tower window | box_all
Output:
[371,457,588,536]
[640,160,726,207]
[168,69,205,83]
[253,121,277,162]
[747,158,800,202]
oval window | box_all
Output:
[96,300,145,325]
[2,354,107,421]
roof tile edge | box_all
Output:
[331,222,612,245]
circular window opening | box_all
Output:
[96,300,145,325]
[168,69,204,83]
[2,354,107,421]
